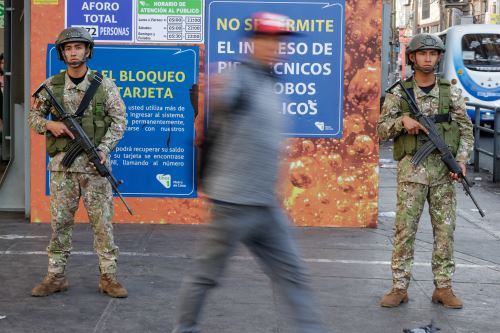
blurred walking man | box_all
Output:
[171,12,328,333]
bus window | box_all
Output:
[462,34,500,72]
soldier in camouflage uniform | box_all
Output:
[29,27,128,298]
[377,34,473,309]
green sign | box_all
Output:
[0,2,4,29]
[491,13,500,25]
[136,0,204,43]
[33,0,59,4]
[138,0,202,15]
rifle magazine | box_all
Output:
[61,142,84,168]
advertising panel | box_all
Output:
[66,0,133,41]
[30,0,382,227]
[46,45,199,197]
[206,0,345,137]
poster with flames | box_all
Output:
[30,0,381,227]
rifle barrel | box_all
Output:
[107,176,133,215]
[461,179,485,217]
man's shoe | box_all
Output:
[432,288,463,309]
[99,273,128,298]
[31,273,68,297]
[380,288,409,307]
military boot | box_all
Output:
[99,273,128,298]
[380,288,409,307]
[432,288,463,309]
[31,273,68,297]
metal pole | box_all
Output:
[24,0,31,217]
[493,108,500,182]
[1,0,12,161]
[381,1,392,95]
[474,105,481,172]
[412,0,419,35]
[439,0,446,30]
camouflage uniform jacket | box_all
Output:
[377,78,474,186]
[29,68,127,173]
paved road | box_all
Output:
[0,144,499,333]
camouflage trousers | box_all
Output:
[47,171,119,275]
[391,181,456,290]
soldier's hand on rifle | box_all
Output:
[97,150,107,164]
[449,162,466,181]
[46,121,75,139]
[89,150,107,170]
[401,115,429,136]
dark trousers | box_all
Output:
[172,200,327,333]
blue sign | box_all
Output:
[47,45,199,197]
[206,0,345,137]
[66,0,133,41]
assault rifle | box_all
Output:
[33,83,133,215]
[386,80,485,218]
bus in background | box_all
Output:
[437,24,500,125]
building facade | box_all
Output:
[390,0,500,80]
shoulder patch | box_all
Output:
[51,71,66,86]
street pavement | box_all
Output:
[0,142,499,333]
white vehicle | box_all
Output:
[437,24,500,124]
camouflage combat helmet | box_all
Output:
[55,27,94,60]
[406,33,445,64]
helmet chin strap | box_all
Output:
[413,63,438,74]
[66,58,87,68]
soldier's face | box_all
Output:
[411,49,441,74]
[63,42,90,68]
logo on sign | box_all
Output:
[315,122,325,131]
[156,174,172,189]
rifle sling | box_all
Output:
[405,80,451,123]
[75,72,103,117]
[60,72,103,167]
[431,113,451,123]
